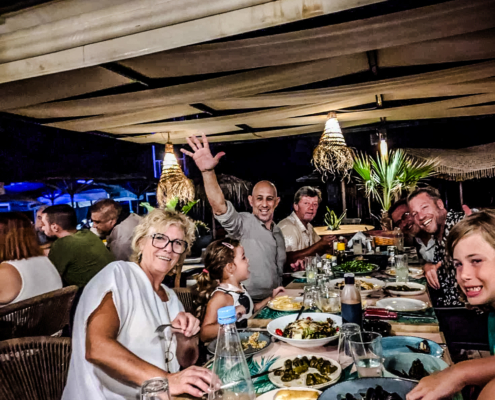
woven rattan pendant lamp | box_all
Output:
[312,112,354,179]
[156,133,195,208]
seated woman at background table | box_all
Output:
[63,209,215,400]
[407,210,495,400]
[195,238,285,342]
[0,212,62,305]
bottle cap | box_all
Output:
[337,242,346,251]
[344,273,355,285]
[217,306,237,325]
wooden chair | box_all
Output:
[0,336,71,400]
[173,287,195,314]
[0,286,78,341]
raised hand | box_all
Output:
[180,133,225,172]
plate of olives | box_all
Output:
[268,355,342,390]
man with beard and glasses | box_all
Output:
[278,186,336,267]
[408,186,472,307]
[181,134,286,301]
[389,199,435,263]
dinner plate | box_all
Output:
[183,257,202,264]
[267,313,341,348]
[291,271,306,279]
[207,332,272,356]
[329,277,384,295]
[268,355,341,390]
[332,263,380,276]
[256,387,321,400]
[383,282,426,296]
[385,268,423,278]
[381,336,444,358]
[376,298,429,312]
[267,296,303,312]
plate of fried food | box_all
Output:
[207,331,271,356]
[268,296,303,312]
[329,277,385,295]
[257,388,321,400]
[269,355,342,390]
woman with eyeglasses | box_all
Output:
[63,209,215,400]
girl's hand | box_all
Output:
[424,262,442,289]
[168,366,218,397]
[171,312,200,337]
[272,287,286,298]
[235,305,247,320]
[406,367,464,400]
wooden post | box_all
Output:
[459,181,464,205]
[341,179,347,212]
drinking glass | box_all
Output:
[395,254,409,283]
[322,259,334,277]
[348,331,383,378]
[305,259,318,285]
[303,285,320,311]
[141,377,171,400]
[318,286,341,313]
[337,323,361,366]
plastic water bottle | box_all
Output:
[209,306,256,400]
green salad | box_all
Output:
[333,260,376,273]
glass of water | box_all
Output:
[337,323,361,366]
[318,286,341,313]
[303,285,321,311]
[348,331,383,378]
[395,254,409,283]
[305,258,318,285]
[141,377,171,400]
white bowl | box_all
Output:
[267,313,342,348]
[329,277,384,295]
[383,282,426,296]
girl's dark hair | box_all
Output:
[0,212,43,262]
[192,237,241,321]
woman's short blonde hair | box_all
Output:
[131,209,196,264]
[446,209,495,258]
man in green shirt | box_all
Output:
[41,204,115,288]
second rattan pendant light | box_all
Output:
[156,134,195,208]
[312,112,355,179]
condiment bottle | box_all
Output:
[336,238,346,265]
[340,273,362,327]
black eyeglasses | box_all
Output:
[151,233,188,254]
[393,212,410,227]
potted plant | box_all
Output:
[353,149,437,229]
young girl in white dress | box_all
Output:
[195,238,285,342]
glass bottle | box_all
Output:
[340,273,362,327]
[336,238,346,265]
[209,306,255,400]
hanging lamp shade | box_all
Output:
[156,136,195,208]
[312,112,354,179]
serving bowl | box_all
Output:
[319,377,416,400]
[383,353,449,380]
[329,277,385,295]
[267,313,341,348]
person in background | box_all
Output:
[90,199,142,261]
[63,209,214,400]
[278,186,336,268]
[407,210,495,400]
[388,199,435,263]
[0,212,62,305]
[41,204,115,288]
[181,133,286,301]
[35,205,54,256]
[408,187,471,307]
[194,238,285,342]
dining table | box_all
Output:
[314,225,375,236]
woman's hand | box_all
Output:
[235,305,247,320]
[272,287,286,298]
[290,259,305,271]
[168,366,217,397]
[406,367,464,400]
[171,312,200,337]
[424,262,442,289]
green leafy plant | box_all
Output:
[353,149,437,223]
[324,207,347,230]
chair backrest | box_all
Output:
[0,286,78,341]
[0,336,72,400]
[173,287,195,314]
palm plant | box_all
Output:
[353,149,437,225]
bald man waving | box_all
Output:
[182,134,286,300]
